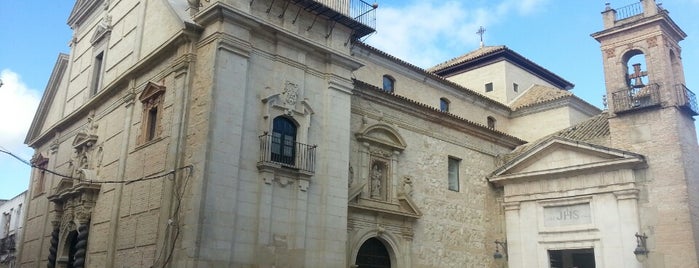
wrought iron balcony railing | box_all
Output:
[259,134,317,173]
[294,0,377,38]
[611,84,661,114]
[676,84,699,116]
[350,0,377,30]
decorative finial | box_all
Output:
[476,26,486,48]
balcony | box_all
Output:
[611,84,661,114]
[293,0,377,38]
[258,134,317,173]
[676,84,699,116]
[0,234,15,255]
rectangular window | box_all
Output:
[91,52,104,95]
[448,157,460,191]
[485,82,493,92]
[146,107,158,141]
[513,83,519,92]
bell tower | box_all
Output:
[592,1,699,267]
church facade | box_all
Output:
[18,0,699,267]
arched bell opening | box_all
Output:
[622,50,649,88]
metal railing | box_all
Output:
[0,234,15,254]
[351,0,377,30]
[615,2,643,21]
[259,134,317,173]
[611,84,661,113]
[676,84,699,116]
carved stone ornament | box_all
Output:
[282,81,299,107]
[50,138,60,154]
[402,176,414,196]
[369,148,393,158]
[605,48,615,58]
[647,36,658,48]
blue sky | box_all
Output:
[0,0,697,199]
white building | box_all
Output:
[0,191,26,268]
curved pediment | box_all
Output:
[355,124,407,151]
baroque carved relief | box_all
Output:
[605,48,615,58]
[647,36,658,48]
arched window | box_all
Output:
[272,117,297,165]
[487,116,496,129]
[382,75,395,93]
[440,98,450,112]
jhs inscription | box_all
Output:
[544,203,591,227]
[556,208,579,221]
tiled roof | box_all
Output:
[555,111,610,144]
[510,85,572,110]
[427,45,574,90]
[499,111,611,164]
[427,46,506,72]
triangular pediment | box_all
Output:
[490,137,645,184]
[72,132,98,149]
[139,82,166,101]
[90,24,111,45]
[67,0,104,27]
[25,54,69,146]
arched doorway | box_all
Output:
[58,230,79,268]
[355,237,391,268]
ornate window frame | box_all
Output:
[138,82,166,145]
[258,81,315,190]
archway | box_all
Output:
[355,237,391,268]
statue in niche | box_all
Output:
[348,165,354,187]
[370,163,383,199]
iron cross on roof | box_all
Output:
[628,63,648,88]
[476,26,486,48]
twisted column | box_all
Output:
[72,224,89,268]
[47,226,60,268]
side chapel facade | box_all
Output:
[18,0,699,267]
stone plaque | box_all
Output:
[544,203,591,227]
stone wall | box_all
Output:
[348,87,515,267]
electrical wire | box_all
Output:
[0,148,193,184]
[3,147,194,267]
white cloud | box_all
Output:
[0,69,40,157]
[363,0,549,68]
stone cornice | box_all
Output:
[67,0,104,28]
[511,95,602,118]
[353,79,526,149]
[591,10,686,43]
